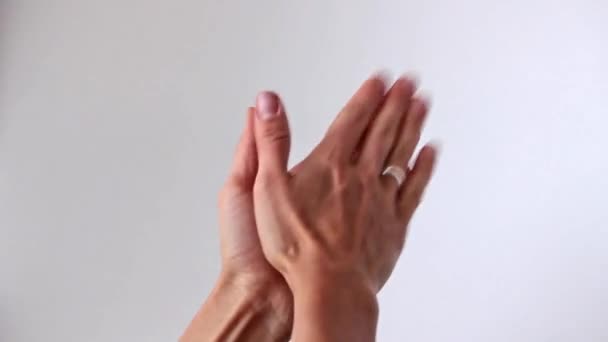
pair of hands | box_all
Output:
[183,74,438,341]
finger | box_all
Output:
[253,91,291,179]
[382,97,429,192]
[226,107,258,190]
[398,143,439,220]
[322,74,388,162]
[359,76,417,171]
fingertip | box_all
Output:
[425,140,442,158]
[402,72,420,87]
[366,72,391,96]
[398,141,440,217]
[255,91,282,121]
[417,144,436,164]
[395,75,417,95]
[252,91,291,176]
[381,76,415,103]
[371,70,391,85]
[411,95,431,112]
[413,142,440,177]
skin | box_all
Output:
[180,110,292,342]
[182,74,438,341]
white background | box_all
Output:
[1,1,607,341]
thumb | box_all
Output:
[253,91,291,177]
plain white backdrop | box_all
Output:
[1,1,607,341]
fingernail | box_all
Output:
[256,91,280,120]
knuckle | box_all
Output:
[261,122,290,144]
[265,130,290,145]
[405,131,421,147]
[378,115,399,136]
[322,140,349,164]
[330,164,350,188]
[361,162,380,180]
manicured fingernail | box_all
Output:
[256,91,280,120]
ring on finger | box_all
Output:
[381,165,406,187]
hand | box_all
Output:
[181,109,292,342]
[253,75,437,291]
[251,75,438,341]
[217,107,289,297]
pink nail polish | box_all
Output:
[256,91,280,120]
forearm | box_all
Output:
[291,274,379,342]
[180,273,292,342]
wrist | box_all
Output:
[291,271,379,342]
[181,272,292,342]
[218,270,293,340]
[218,267,284,298]
[293,272,378,319]
[221,270,293,334]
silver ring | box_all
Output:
[381,165,406,187]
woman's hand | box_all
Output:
[251,75,438,341]
[181,109,292,342]
[216,107,290,301]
